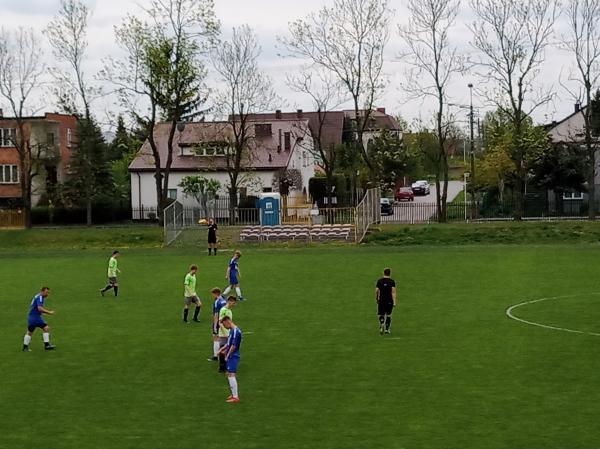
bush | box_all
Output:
[32,205,133,225]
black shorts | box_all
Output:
[208,235,217,244]
[378,302,394,316]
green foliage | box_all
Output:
[530,142,586,195]
[403,130,439,178]
[369,129,417,190]
[64,117,112,208]
[308,175,348,200]
[591,89,600,137]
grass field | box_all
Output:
[2,243,600,449]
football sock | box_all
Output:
[23,334,32,346]
[208,248,211,255]
[385,316,392,330]
[114,286,119,297]
[214,248,217,255]
[228,376,239,398]
[235,287,242,297]
[193,306,201,320]
[101,284,113,293]
[183,309,189,321]
[213,341,220,357]
[379,315,385,325]
[43,332,50,344]
[223,286,232,296]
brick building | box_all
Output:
[0,111,77,207]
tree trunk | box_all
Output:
[154,171,164,225]
[325,170,335,208]
[228,188,237,226]
[588,155,596,220]
[514,163,525,221]
[86,196,92,226]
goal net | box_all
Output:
[355,188,381,243]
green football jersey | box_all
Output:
[107,257,119,278]
[218,306,233,337]
[184,272,197,297]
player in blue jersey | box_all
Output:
[208,287,227,361]
[223,250,245,301]
[219,316,242,403]
[23,287,56,351]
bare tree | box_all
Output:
[281,0,392,183]
[212,25,276,224]
[399,0,464,223]
[470,0,558,220]
[561,0,600,219]
[0,27,46,228]
[104,0,219,225]
[45,0,94,119]
[287,69,345,206]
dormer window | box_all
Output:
[182,142,229,156]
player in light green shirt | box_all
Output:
[100,251,121,297]
[217,296,237,372]
[183,265,202,323]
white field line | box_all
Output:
[506,293,600,337]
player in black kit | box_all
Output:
[208,218,218,255]
[375,268,397,335]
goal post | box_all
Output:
[355,188,381,243]
[164,200,184,246]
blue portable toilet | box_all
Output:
[259,193,281,226]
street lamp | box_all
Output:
[468,83,476,220]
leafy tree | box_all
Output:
[369,129,417,192]
[179,176,221,219]
[64,117,112,224]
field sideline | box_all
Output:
[1,244,599,449]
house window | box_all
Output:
[168,189,178,200]
[67,128,73,147]
[186,142,228,157]
[563,191,583,200]
[0,164,19,183]
[47,132,55,146]
[0,128,16,147]
[254,124,272,137]
[284,132,291,151]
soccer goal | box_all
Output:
[164,200,185,246]
[355,188,381,243]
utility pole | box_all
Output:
[468,83,476,220]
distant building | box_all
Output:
[0,110,77,207]
[128,117,316,213]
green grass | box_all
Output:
[368,221,600,246]
[1,245,600,449]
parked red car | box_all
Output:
[395,187,415,202]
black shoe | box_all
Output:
[192,318,200,323]
[23,345,31,352]
[100,289,105,297]
[183,319,189,324]
[45,344,56,351]
[385,329,391,335]
[207,356,218,361]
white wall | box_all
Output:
[131,170,279,210]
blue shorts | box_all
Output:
[28,318,47,332]
[229,276,238,286]
[226,356,240,373]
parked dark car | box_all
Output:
[380,198,394,216]
[411,180,431,196]
[395,187,415,202]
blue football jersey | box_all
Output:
[28,294,44,319]
[226,327,242,358]
[213,296,227,314]
[229,258,239,276]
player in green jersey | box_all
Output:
[100,251,121,297]
[183,265,202,323]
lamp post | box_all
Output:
[468,83,476,220]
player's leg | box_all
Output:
[192,297,202,322]
[41,324,55,350]
[213,243,217,256]
[223,285,232,296]
[218,338,227,372]
[100,278,114,296]
[211,335,220,360]
[377,302,385,335]
[385,304,393,334]
[234,283,245,301]
[113,279,119,297]
[183,298,190,323]
[226,360,240,402]
[23,327,34,351]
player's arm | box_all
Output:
[38,305,54,315]
[224,343,237,361]
[225,266,230,280]
[392,287,397,306]
[375,287,380,303]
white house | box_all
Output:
[129,118,316,214]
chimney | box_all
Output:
[0,108,3,118]
[575,102,581,113]
[377,107,386,114]
[297,109,303,119]
[278,128,282,152]
[275,109,282,119]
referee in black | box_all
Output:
[375,268,397,335]
[208,218,218,256]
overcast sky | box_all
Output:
[0,0,581,133]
